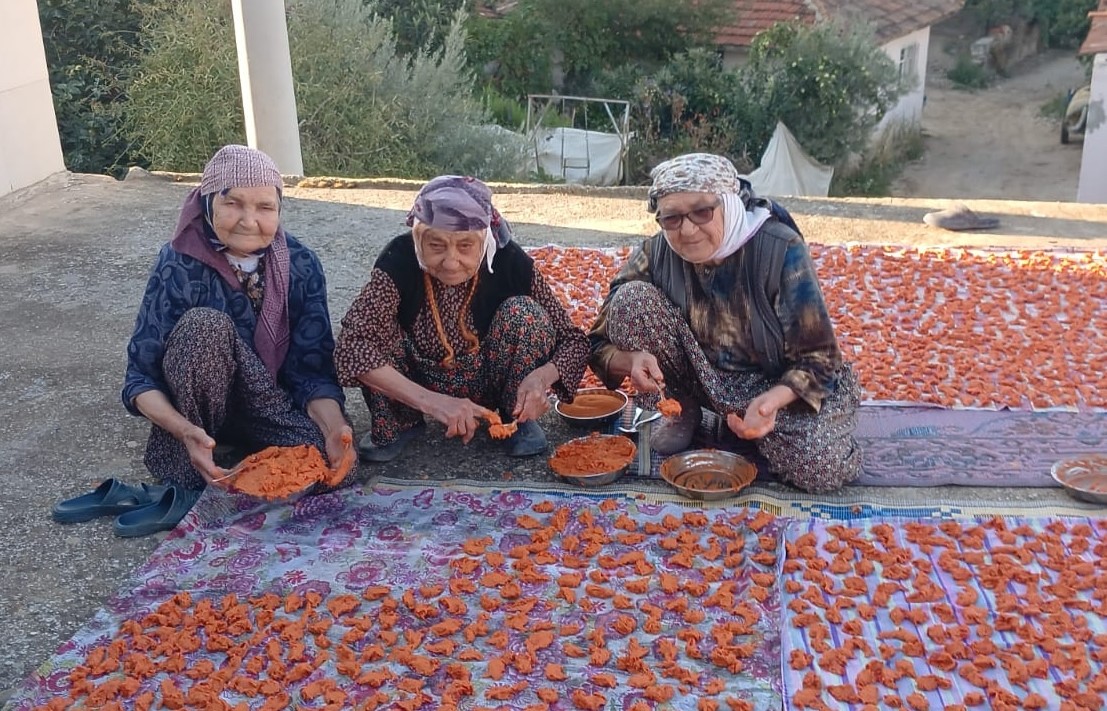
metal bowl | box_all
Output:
[549,433,636,487]
[555,388,629,429]
[660,449,758,502]
[1051,454,1107,505]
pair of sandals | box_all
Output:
[51,478,201,537]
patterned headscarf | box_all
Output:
[169,145,291,376]
[201,144,283,197]
[647,152,771,264]
[406,175,511,273]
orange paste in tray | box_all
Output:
[230,444,329,500]
[558,392,625,418]
[1055,456,1107,492]
[549,434,636,476]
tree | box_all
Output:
[740,20,904,165]
[38,0,143,176]
[466,0,730,99]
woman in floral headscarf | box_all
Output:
[118,145,354,531]
[335,175,588,462]
[588,153,861,493]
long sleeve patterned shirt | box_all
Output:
[589,230,844,411]
[123,235,344,414]
[335,267,589,400]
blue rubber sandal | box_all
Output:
[51,479,168,524]
[113,486,201,538]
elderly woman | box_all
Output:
[335,175,588,462]
[118,145,353,533]
[588,153,861,493]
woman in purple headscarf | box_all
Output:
[121,145,354,521]
[335,175,589,461]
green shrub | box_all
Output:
[963,0,1098,49]
[740,20,904,166]
[125,0,525,180]
[947,54,993,90]
[38,0,143,176]
[831,122,923,197]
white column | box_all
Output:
[231,0,304,176]
[0,0,65,198]
[1077,53,1107,203]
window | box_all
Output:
[899,43,919,81]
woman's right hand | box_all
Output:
[626,351,665,394]
[428,394,488,444]
[181,425,223,488]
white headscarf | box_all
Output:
[649,153,772,264]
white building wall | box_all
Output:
[876,26,931,134]
[0,0,65,199]
[1077,53,1107,203]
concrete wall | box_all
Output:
[1078,53,1107,203]
[876,27,930,134]
[0,0,65,199]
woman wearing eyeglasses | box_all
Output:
[588,153,861,493]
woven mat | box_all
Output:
[610,402,1107,488]
[780,516,1107,710]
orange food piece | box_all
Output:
[549,433,636,476]
[230,444,329,499]
[482,411,518,440]
[322,429,356,487]
[657,398,682,417]
[571,689,607,710]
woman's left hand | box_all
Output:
[514,364,557,422]
[726,386,796,440]
[324,424,355,467]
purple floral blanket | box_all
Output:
[9,483,785,710]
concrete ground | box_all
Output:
[1,173,1106,700]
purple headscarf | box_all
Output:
[169,146,291,377]
[405,175,514,273]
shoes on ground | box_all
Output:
[506,420,547,458]
[651,402,703,454]
[358,422,427,463]
[113,485,201,538]
[51,478,168,524]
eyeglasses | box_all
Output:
[655,203,719,231]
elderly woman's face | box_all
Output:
[656,192,724,264]
[210,186,281,257]
[416,225,485,286]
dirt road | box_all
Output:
[893,26,1088,201]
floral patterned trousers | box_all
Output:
[144,308,353,490]
[605,282,862,493]
[362,296,555,447]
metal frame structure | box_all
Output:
[524,94,632,185]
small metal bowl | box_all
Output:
[660,449,758,502]
[555,388,629,429]
[549,434,636,487]
[1051,454,1107,505]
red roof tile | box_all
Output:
[717,0,965,48]
[1080,0,1107,56]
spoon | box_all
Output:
[619,407,662,434]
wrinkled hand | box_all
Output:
[324,424,354,468]
[182,425,224,488]
[513,370,551,423]
[627,351,665,394]
[726,391,784,440]
[428,394,488,444]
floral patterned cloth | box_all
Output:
[9,483,784,710]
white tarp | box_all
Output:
[747,121,834,198]
[529,127,624,186]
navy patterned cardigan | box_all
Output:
[122,235,344,416]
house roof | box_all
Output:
[1079,0,1107,56]
[717,0,965,48]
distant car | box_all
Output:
[1061,85,1090,144]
